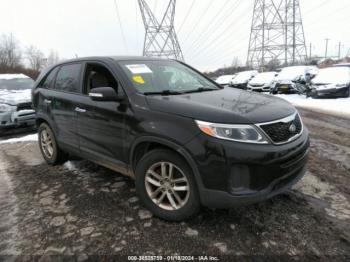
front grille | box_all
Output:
[17,102,32,111]
[258,114,302,144]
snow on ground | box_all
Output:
[0,74,29,80]
[0,134,38,144]
[276,94,350,118]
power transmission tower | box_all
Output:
[138,0,184,61]
[247,0,308,70]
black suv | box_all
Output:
[32,57,309,221]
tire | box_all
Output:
[38,123,67,165]
[135,149,201,221]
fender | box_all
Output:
[129,136,206,203]
[35,113,56,135]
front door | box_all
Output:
[77,62,129,169]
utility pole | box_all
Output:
[309,43,312,60]
[338,42,342,59]
[247,0,307,69]
[138,0,184,61]
[325,38,330,59]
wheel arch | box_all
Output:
[130,136,205,201]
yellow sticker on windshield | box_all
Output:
[133,75,145,84]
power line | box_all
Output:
[178,0,196,33]
[182,0,215,42]
[113,0,129,53]
[189,3,253,61]
[188,0,240,51]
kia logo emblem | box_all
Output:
[289,124,297,133]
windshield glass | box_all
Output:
[216,75,235,84]
[312,67,350,85]
[250,72,276,83]
[0,77,34,90]
[118,60,219,94]
[277,66,309,81]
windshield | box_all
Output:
[216,75,235,84]
[0,77,34,90]
[234,71,256,82]
[276,66,309,81]
[118,60,220,94]
[250,72,276,83]
[312,67,350,85]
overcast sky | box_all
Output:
[1,0,350,71]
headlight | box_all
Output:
[0,104,12,113]
[195,120,269,144]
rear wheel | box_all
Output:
[38,123,67,165]
[135,149,200,221]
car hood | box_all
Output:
[146,88,296,124]
[0,89,32,105]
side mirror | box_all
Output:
[89,87,125,102]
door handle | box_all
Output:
[75,107,86,113]
[44,99,52,105]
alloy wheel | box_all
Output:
[40,128,54,159]
[145,162,190,211]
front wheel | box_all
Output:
[38,123,67,165]
[135,149,200,221]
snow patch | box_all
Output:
[64,161,79,172]
[0,74,29,80]
[276,94,350,118]
[0,134,38,144]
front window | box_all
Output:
[277,67,307,81]
[0,77,34,90]
[118,60,220,94]
[251,72,276,83]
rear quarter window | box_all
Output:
[55,64,82,93]
[39,67,59,89]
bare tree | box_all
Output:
[25,45,46,71]
[0,33,22,70]
[231,56,241,68]
[46,50,60,67]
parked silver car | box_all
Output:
[0,74,36,132]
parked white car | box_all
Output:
[247,72,278,92]
[215,74,236,86]
[272,66,318,94]
[230,70,258,89]
[0,74,35,133]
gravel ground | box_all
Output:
[0,109,349,261]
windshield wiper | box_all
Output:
[143,90,184,96]
[182,87,218,94]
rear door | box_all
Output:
[49,63,83,152]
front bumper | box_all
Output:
[185,128,310,208]
[247,85,271,92]
[0,109,36,130]
[274,83,296,93]
[230,83,248,90]
[311,86,349,98]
